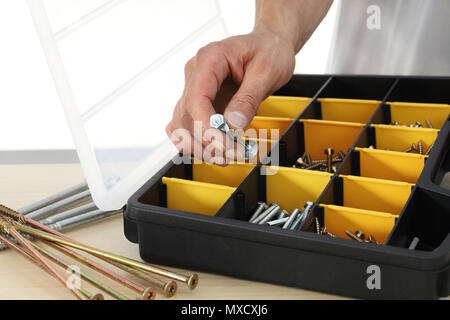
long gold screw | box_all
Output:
[0,217,87,300]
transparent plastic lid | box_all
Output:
[28,0,228,210]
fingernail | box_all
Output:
[227,111,248,129]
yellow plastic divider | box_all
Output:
[321,204,396,244]
[192,162,254,187]
[341,175,413,215]
[257,96,311,118]
[301,119,365,160]
[355,147,425,183]
[263,166,332,213]
[318,98,381,123]
[372,124,439,152]
[162,177,235,216]
[247,116,293,140]
[388,102,450,129]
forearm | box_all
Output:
[254,0,333,53]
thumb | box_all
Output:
[224,67,269,130]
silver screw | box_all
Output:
[25,190,92,220]
[248,202,267,222]
[251,204,278,224]
[266,217,289,227]
[290,201,314,231]
[18,182,88,215]
[408,237,420,250]
[277,210,288,220]
[282,208,300,229]
[47,209,121,232]
[259,206,280,224]
[210,114,258,160]
[39,202,97,225]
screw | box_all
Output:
[282,208,300,229]
[392,122,399,126]
[425,141,435,156]
[305,163,323,170]
[345,230,363,242]
[368,145,375,149]
[259,205,281,224]
[425,119,433,129]
[418,140,424,155]
[315,218,320,234]
[39,202,97,225]
[408,237,420,250]
[248,202,266,222]
[324,148,334,173]
[355,230,365,240]
[290,201,314,231]
[403,143,417,153]
[18,182,88,215]
[302,152,312,166]
[25,189,92,220]
[47,209,121,231]
[266,217,289,227]
[210,114,258,160]
[415,121,423,128]
[251,203,277,224]
[277,210,289,220]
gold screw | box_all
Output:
[418,140,424,155]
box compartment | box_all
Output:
[301,119,365,160]
[320,205,397,244]
[314,98,381,124]
[371,125,439,152]
[162,177,235,216]
[387,102,450,129]
[350,147,426,183]
[338,175,413,215]
[246,116,293,140]
[257,96,311,118]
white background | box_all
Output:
[0,0,337,151]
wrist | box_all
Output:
[253,22,300,53]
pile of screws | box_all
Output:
[402,139,435,155]
[391,118,433,129]
[293,148,346,173]
[0,191,199,299]
[368,139,435,156]
[345,230,380,244]
[248,201,314,231]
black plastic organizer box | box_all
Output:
[124,75,450,299]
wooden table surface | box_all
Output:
[0,163,349,300]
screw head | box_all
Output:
[187,274,199,290]
[142,287,156,300]
[210,114,226,129]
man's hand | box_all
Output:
[166,0,333,165]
